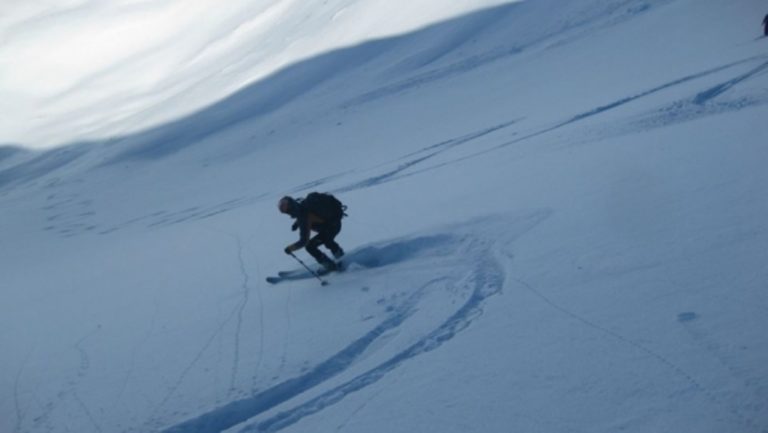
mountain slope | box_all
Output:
[2,1,767,433]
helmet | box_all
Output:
[278,196,297,214]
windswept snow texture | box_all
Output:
[2,1,768,433]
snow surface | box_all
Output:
[0,0,509,148]
[2,0,768,432]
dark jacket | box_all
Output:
[286,206,328,252]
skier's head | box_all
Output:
[278,196,298,215]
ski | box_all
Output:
[265,271,314,284]
[266,261,344,285]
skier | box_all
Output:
[764,13,768,36]
[278,193,346,272]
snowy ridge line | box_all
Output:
[0,144,90,190]
[385,3,517,75]
[341,0,675,110]
[159,277,445,433]
[241,243,504,433]
[107,35,398,162]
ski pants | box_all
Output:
[306,220,342,264]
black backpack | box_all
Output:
[300,192,347,221]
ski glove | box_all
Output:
[291,221,299,231]
[284,246,294,255]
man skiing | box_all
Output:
[278,193,346,272]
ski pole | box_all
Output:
[289,252,328,286]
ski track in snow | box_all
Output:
[678,317,768,432]
[158,211,549,433]
[333,120,518,194]
[620,58,768,134]
[115,298,161,408]
[513,277,762,432]
[336,55,768,193]
[266,269,294,392]
[158,277,442,433]
[294,54,768,203]
[5,2,766,432]
[20,327,103,433]
[148,259,257,429]
[11,55,764,433]
[74,328,103,432]
[250,248,267,395]
[245,247,504,433]
[289,172,352,195]
[332,382,390,433]
[229,237,253,395]
[533,56,768,145]
[692,59,768,105]
[488,55,768,149]
[73,392,103,433]
[148,318,230,428]
[67,328,103,432]
[13,349,34,433]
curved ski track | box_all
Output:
[159,212,550,433]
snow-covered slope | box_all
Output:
[2,1,767,432]
[0,0,509,148]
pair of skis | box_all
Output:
[266,252,342,286]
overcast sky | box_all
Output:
[0,0,509,149]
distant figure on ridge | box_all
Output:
[278,192,347,273]
[764,13,768,36]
